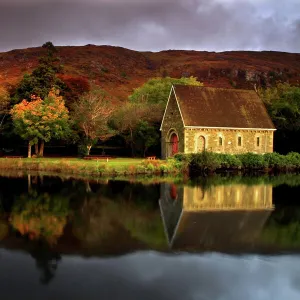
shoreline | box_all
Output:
[1,152,300,181]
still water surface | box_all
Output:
[0,173,300,299]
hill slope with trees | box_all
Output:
[0,45,300,102]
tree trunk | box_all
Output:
[143,147,148,158]
[87,145,92,156]
[35,143,39,155]
[28,142,32,158]
[129,128,134,157]
[39,141,45,157]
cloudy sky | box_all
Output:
[0,0,299,53]
[1,250,300,300]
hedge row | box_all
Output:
[173,152,300,172]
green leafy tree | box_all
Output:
[129,76,202,106]
[114,77,202,157]
[259,83,300,152]
[134,120,160,157]
[12,42,66,103]
[260,83,300,131]
[10,89,70,157]
[111,100,161,157]
[72,88,114,156]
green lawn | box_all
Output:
[20,157,146,167]
[0,157,175,177]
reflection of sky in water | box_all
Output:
[0,249,300,300]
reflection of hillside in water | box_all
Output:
[159,183,274,251]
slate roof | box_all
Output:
[173,85,275,129]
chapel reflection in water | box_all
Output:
[159,183,274,252]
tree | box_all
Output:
[112,77,202,157]
[12,42,66,103]
[72,88,114,156]
[111,100,161,156]
[134,120,160,157]
[0,87,10,132]
[129,76,202,106]
[259,83,300,152]
[10,89,70,157]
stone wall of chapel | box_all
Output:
[161,92,185,159]
[184,128,274,154]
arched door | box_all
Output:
[170,133,179,155]
[197,135,206,152]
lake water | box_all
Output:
[0,173,300,299]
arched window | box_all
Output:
[197,135,206,152]
[256,136,260,147]
[219,136,223,146]
[238,135,242,147]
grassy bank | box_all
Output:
[174,152,300,174]
[1,152,299,178]
[0,157,180,177]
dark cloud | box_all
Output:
[1,250,300,300]
[0,0,299,52]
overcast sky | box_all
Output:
[0,0,299,53]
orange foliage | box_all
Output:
[1,45,300,104]
[58,74,90,102]
[11,214,66,244]
[11,89,69,121]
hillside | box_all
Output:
[0,45,300,101]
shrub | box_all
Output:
[218,154,242,169]
[263,152,285,169]
[146,163,155,172]
[128,165,136,174]
[285,152,300,169]
[238,153,268,169]
[189,151,221,172]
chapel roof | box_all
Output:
[173,85,275,129]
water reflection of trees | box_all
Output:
[72,184,166,253]
[10,190,70,244]
[0,216,8,241]
[29,241,61,285]
[261,206,300,248]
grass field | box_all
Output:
[0,157,179,177]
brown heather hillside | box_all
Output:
[0,45,300,102]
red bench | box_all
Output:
[147,156,156,160]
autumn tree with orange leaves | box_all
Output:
[10,89,70,157]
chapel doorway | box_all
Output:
[170,132,179,156]
[197,135,206,152]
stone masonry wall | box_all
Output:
[184,128,274,154]
[161,91,184,159]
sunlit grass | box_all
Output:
[0,157,179,177]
